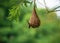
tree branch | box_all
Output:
[48,6,60,13]
[52,6,60,11]
[37,0,60,13]
[56,10,60,11]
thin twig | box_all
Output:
[43,0,49,13]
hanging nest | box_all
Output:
[28,7,40,28]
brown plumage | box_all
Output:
[28,7,40,28]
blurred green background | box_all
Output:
[0,0,60,43]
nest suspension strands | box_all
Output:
[28,0,40,28]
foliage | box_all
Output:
[0,0,60,43]
[0,0,32,7]
[8,5,21,21]
[0,7,60,43]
